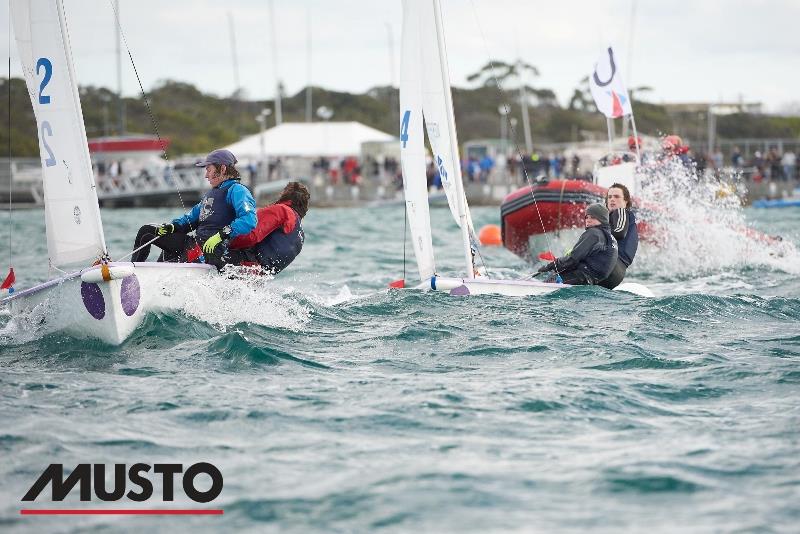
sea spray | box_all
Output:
[634,155,797,279]
[156,267,311,331]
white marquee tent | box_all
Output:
[224,121,395,159]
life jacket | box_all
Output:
[253,209,304,274]
[196,181,239,242]
[582,225,618,283]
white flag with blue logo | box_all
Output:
[589,46,633,119]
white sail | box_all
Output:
[11,0,107,266]
[400,0,436,281]
[392,0,572,296]
[417,0,476,242]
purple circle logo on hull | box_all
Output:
[120,274,140,316]
[80,282,105,320]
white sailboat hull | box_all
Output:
[419,276,568,297]
[3,262,215,344]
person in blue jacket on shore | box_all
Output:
[131,149,257,268]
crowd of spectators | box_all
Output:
[723,146,797,182]
[313,155,382,186]
[302,142,799,194]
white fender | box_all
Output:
[80,264,135,283]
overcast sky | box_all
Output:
[3,0,799,115]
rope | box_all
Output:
[108,0,201,254]
[471,234,491,278]
[468,0,562,280]
[49,260,68,275]
[117,235,160,262]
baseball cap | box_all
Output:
[195,149,237,167]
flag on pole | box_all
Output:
[589,46,633,119]
[1,268,15,292]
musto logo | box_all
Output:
[20,463,224,516]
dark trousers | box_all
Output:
[559,269,591,285]
[222,248,259,266]
[598,260,627,289]
[131,224,200,263]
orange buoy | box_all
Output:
[478,224,502,246]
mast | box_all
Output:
[386,21,396,130]
[518,60,533,154]
[114,0,125,134]
[305,7,312,122]
[228,11,241,133]
[431,0,473,279]
[59,0,107,257]
[228,12,241,94]
[268,0,282,124]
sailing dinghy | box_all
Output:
[1,0,215,344]
[396,0,565,297]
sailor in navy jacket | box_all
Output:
[598,183,639,289]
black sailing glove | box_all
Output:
[537,261,555,273]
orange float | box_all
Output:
[478,224,502,246]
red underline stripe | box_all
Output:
[20,509,224,515]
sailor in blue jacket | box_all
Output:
[131,149,256,267]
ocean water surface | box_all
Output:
[1,201,799,532]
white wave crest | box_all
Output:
[152,267,311,331]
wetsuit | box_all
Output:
[131,179,256,265]
[598,208,639,289]
[541,224,618,285]
[224,201,304,275]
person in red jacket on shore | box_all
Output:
[223,182,310,275]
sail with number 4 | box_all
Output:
[399,0,436,281]
[401,0,476,280]
[12,0,107,266]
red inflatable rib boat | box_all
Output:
[501,179,607,260]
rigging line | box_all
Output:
[7,10,12,271]
[107,0,200,252]
[470,234,491,278]
[48,260,68,276]
[468,0,562,279]
[117,235,160,262]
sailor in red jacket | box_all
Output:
[224,182,310,275]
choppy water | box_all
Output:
[1,200,799,532]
